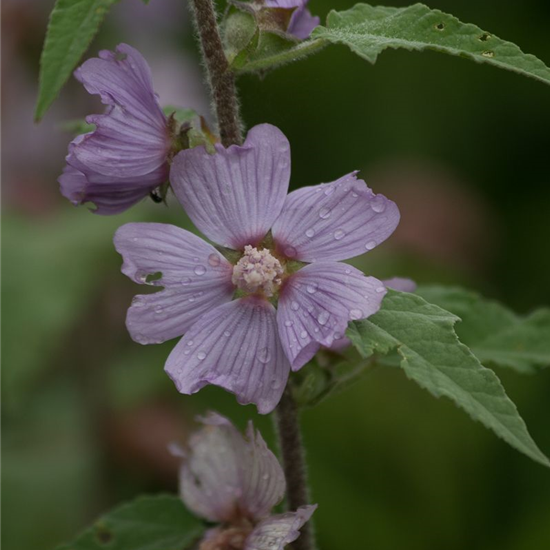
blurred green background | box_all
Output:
[2,0,550,549]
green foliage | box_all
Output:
[417,286,550,374]
[347,290,549,467]
[57,495,204,550]
[312,3,550,85]
[60,118,96,135]
[35,0,119,121]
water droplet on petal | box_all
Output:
[319,207,331,219]
[334,332,343,340]
[306,283,318,294]
[285,246,297,258]
[131,297,145,308]
[324,186,335,196]
[291,301,300,311]
[194,265,206,275]
[197,351,206,361]
[305,228,315,238]
[300,330,308,339]
[371,198,386,213]
[317,311,330,325]
[334,229,345,240]
[223,330,231,337]
[284,320,293,327]
[208,253,221,267]
[181,277,192,286]
[258,347,271,364]
[376,286,386,293]
[187,340,194,347]
[365,240,377,250]
[350,308,363,320]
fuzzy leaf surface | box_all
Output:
[417,286,550,374]
[312,3,550,86]
[35,0,119,121]
[56,495,204,550]
[347,290,549,467]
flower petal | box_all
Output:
[244,505,317,550]
[73,44,169,178]
[288,5,320,39]
[278,262,386,370]
[271,172,400,262]
[383,277,417,292]
[178,413,286,523]
[165,297,290,414]
[114,223,234,343]
[170,124,290,249]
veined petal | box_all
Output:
[271,172,400,262]
[278,262,386,370]
[165,297,290,414]
[178,413,285,523]
[383,277,417,292]
[114,223,234,343]
[288,5,320,39]
[72,44,170,178]
[244,505,317,550]
[170,124,290,249]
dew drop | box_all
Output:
[258,347,271,364]
[131,297,145,308]
[184,349,190,355]
[324,186,335,196]
[345,268,351,274]
[300,330,308,339]
[284,320,294,327]
[350,308,363,320]
[317,311,330,325]
[376,286,386,293]
[285,246,297,258]
[365,240,377,250]
[334,229,345,241]
[306,283,318,294]
[305,228,315,238]
[334,332,343,340]
[181,277,192,286]
[208,253,221,267]
[371,198,386,213]
[187,340,194,346]
[291,301,300,311]
[197,351,206,361]
[194,265,206,275]
[319,207,331,219]
[223,330,231,337]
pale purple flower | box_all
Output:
[59,44,172,214]
[114,124,400,413]
[264,0,320,39]
[171,412,316,550]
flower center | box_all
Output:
[199,525,252,550]
[231,245,283,297]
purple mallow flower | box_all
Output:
[114,124,400,413]
[59,44,172,214]
[263,0,320,40]
[171,412,316,550]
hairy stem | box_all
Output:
[190,0,243,146]
[274,387,315,550]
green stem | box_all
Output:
[274,387,316,550]
[236,38,328,74]
[190,0,243,146]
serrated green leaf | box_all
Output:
[417,286,550,374]
[35,0,119,121]
[312,3,550,86]
[56,494,204,550]
[347,290,549,467]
